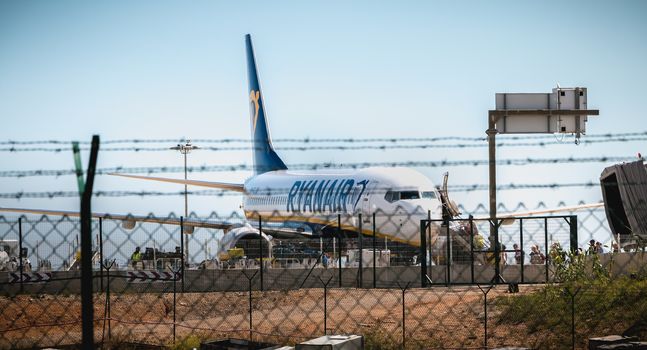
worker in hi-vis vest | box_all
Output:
[131,247,142,269]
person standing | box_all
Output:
[587,240,597,255]
[595,241,605,254]
[131,247,142,269]
[322,252,329,269]
[530,245,545,264]
[513,243,523,265]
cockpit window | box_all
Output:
[399,191,420,200]
[421,191,437,199]
[384,190,398,203]
[385,190,422,202]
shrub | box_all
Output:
[496,255,647,348]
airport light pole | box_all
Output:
[171,140,199,264]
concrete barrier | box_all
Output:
[2,252,645,295]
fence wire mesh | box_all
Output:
[1,206,646,349]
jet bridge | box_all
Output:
[600,160,647,244]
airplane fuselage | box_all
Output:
[243,167,444,244]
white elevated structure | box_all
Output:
[486,86,599,283]
[495,87,590,135]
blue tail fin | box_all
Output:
[245,34,288,175]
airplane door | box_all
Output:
[361,181,377,224]
[362,196,371,223]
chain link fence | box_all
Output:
[1,205,646,349]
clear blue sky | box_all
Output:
[1,0,646,217]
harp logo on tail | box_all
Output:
[249,90,260,132]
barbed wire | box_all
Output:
[2,136,646,153]
[1,131,646,146]
[0,156,637,178]
[0,182,620,199]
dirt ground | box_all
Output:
[0,285,552,349]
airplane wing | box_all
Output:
[109,173,246,193]
[0,174,247,234]
[0,207,239,234]
[473,202,605,225]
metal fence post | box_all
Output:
[99,217,104,292]
[565,286,581,350]
[569,215,578,253]
[520,218,524,284]
[81,135,99,350]
[18,217,24,293]
[243,270,258,341]
[420,220,427,288]
[477,284,493,349]
[101,259,114,342]
[469,216,475,284]
[337,214,342,288]
[446,223,451,286]
[319,275,333,335]
[428,218,433,285]
[324,281,328,334]
[249,279,253,342]
[397,282,410,348]
[572,291,576,350]
[358,213,363,288]
[180,216,185,292]
[544,217,549,283]
[372,212,376,289]
[107,261,113,340]
[259,215,263,291]
[173,266,178,343]
[493,218,501,284]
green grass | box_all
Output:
[495,253,647,348]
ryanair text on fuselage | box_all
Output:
[283,179,369,214]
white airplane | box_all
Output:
[0,34,602,259]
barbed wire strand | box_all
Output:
[1,131,646,146]
[0,182,632,199]
[2,136,647,153]
[0,156,639,178]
